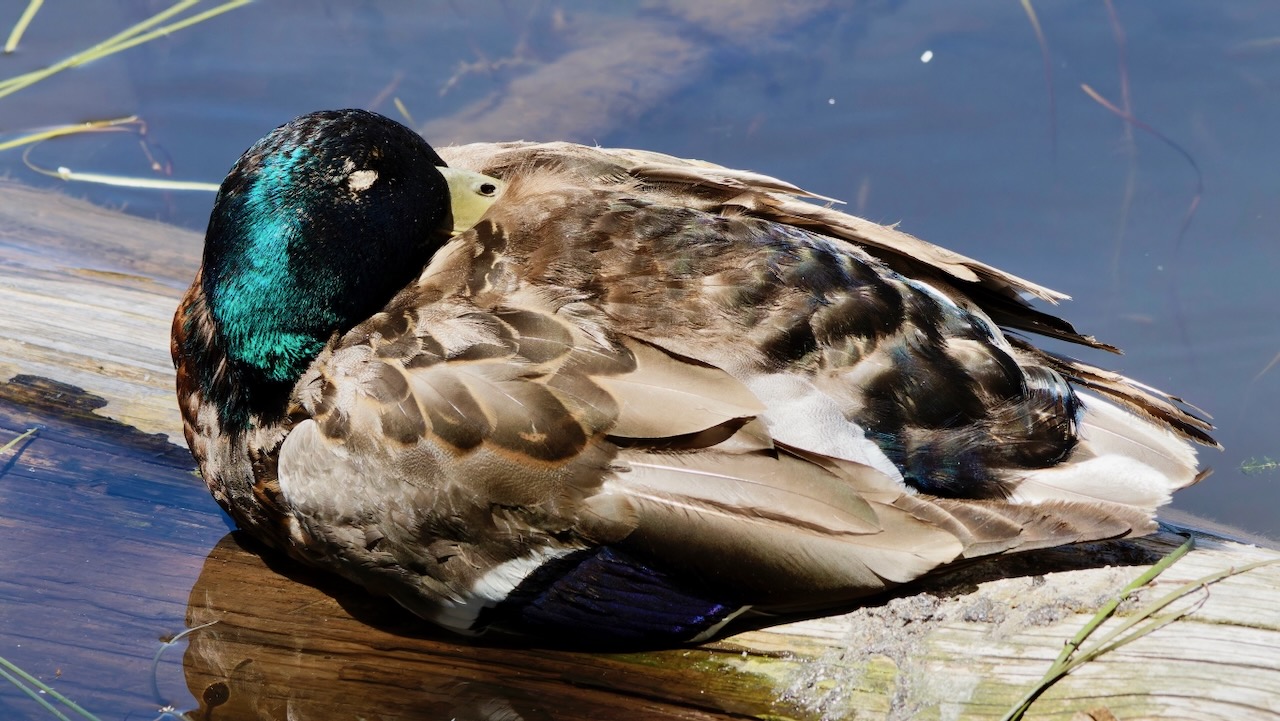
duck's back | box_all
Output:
[262,140,1213,643]
[441,140,1208,483]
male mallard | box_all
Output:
[172,109,1215,645]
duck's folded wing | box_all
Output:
[270,306,906,635]
[592,448,964,602]
[487,425,1155,640]
[271,303,788,636]
[592,443,1153,614]
[275,301,1152,642]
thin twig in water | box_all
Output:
[1232,36,1280,51]
[1103,0,1134,139]
[366,69,405,113]
[149,620,220,708]
[1081,83,1203,249]
[22,142,218,191]
[25,162,219,191]
[1103,0,1138,288]
[1253,350,1280,382]
[1019,0,1057,157]
[394,97,417,127]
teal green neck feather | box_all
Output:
[212,147,334,383]
[196,108,451,425]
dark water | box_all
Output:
[1,1,1278,717]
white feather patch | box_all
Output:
[1009,394,1199,510]
[1010,455,1176,509]
[745,373,905,484]
[1075,392,1199,485]
[425,546,575,633]
[689,605,753,643]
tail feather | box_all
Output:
[895,492,1151,561]
[1004,394,1200,538]
[946,498,1151,558]
[1009,336,1218,447]
[1075,393,1201,486]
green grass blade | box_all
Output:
[1085,556,1280,661]
[1001,536,1280,721]
[0,0,251,100]
[36,166,221,191]
[1,427,38,453]
[999,535,1194,721]
[4,0,44,53]
[75,0,253,64]
[0,653,101,721]
[0,117,138,153]
[0,0,199,96]
[0,665,73,721]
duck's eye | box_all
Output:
[478,182,497,197]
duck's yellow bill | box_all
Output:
[438,167,503,235]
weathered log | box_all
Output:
[1,179,1277,720]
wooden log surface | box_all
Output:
[1,178,1278,721]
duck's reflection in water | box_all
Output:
[180,533,716,721]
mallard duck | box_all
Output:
[172,109,1216,645]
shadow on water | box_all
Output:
[182,533,739,721]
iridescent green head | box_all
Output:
[198,109,493,425]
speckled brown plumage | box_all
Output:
[173,113,1215,643]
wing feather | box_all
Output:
[597,337,765,439]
